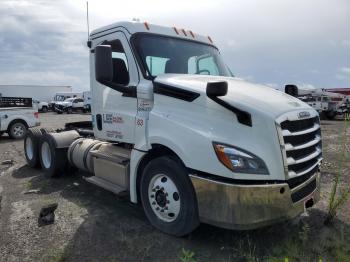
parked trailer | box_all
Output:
[0,85,71,103]
[24,21,322,236]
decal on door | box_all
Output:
[103,114,124,124]
[106,130,123,139]
[137,99,153,112]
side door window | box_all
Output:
[109,39,130,86]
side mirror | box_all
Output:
[95,45,113,83]
[285,84,298,97]
[206,81,228,97]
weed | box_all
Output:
[234,235,259,262]
[180,248,197,262]
[26,180,32,189]
[325,118,350,224]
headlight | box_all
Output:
[213,142,269,174]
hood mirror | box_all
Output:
[285,84,298,97]
[206,81,228,97]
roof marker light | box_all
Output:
[208,36,213,43]
[173,27,179,35]
[181,29,187,36]
[144,22,150,30]
[189,30,195,38]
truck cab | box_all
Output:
[25,21,322,236]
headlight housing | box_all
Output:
[213,142,269,174]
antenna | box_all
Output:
[86,1,90,40]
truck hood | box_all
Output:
[155,74,311,119]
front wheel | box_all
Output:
[140,156,199,236]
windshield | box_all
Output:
[133,34,231,78]
[55,95,69,101]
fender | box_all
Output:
[129,137,191,203]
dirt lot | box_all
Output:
[0,113,350,262]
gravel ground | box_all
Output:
[0,113,350,262]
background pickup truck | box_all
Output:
[0,97,40,139]
[55,97,85,114]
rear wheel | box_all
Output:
[41,106,48,113]
[140,156,199,236]
[8,121,27,139]
[39,134,68,177]
[67,107,73,114]
[24,128,56,168]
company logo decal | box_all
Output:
[103,114,124,124]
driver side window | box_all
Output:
[108,39,130,86]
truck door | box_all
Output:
[91,32,139,143]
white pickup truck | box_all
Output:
[24,21,322,236]
[0,97,40,139]
[55,97,85,114]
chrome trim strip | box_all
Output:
[290,172,318,193]
[285,135,321,151]
[288,157,322,178]
[282,124,320,136]
[287,148,321,165]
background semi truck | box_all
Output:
[24,21,322,236]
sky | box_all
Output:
[0,0,349,92]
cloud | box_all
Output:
[0,0,349,91]
[336,67,350,80]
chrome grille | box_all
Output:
[277,113,322,182]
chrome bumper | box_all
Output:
[190,172,320,230]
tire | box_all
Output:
[24,127,42,167]
[8,121,27,139]
[41,106,48,113]
[24,128,56,168]
[140,156,199,236]
[39,134,68,177]
[67,107,73,114]
[57,111,63,114]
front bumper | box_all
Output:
[190,172,320,230]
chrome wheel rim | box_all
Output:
[41,142,51,169]
[25,137,34,160]
[148,174,180,222]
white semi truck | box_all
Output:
[24,22,322,236]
